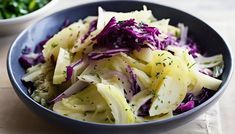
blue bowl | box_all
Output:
[7,1,233,134]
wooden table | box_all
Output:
[0,0,234,133]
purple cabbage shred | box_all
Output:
[93,17,163,50]
[66,66,73,81]
[186,38,199,58]
[81,19,97,43]
[126,65,141,95]
[19,34,51,69]
[174,88,216,114]
[174,100,195,113]
[19,55,36,69]
[66,59,83,81]
[34,36,52,53]
[19,53,45,69]
[138,99,151,116]
[21,46,31,54]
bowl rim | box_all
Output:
[0,0,58,24]
[7,0,234,128]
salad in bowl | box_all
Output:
[19,6,224,124]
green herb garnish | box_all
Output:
[0,0,51,19]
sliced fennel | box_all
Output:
[213,63,224,77]
[22,63,55,106]
[22,63,53,82]
[132,68,151,89]
[97,6,153,30]
[97,83,137,124]
[43,21,81,61]
[168,25,181,37]
[149,76,187,116]
[77,74,102,84]
[120,53,149,74]
[148,19,169,34]
[195,54,223,69]
[132,48,154,63]
[49,80,88,103]
[71,59,89,84]
[53,48,70,84]
[195,72,222,90]
[140,112,173,122]
[22,64,43,82]
[70,17,100,54]
[53,85,114,123]
[166,45,222,94]
[130,90,153,115]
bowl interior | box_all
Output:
[7,0,233,132]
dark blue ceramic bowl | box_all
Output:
[7,1,233,134]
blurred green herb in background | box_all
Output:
[0,0,51,19]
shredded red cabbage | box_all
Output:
[161,35,178,48]
[195,88,216,105]
[66,59,83,81]
[186,38,199,58]
[19,53,45,69]
[138,99,151,116]
[174,100,195,113]
[66,66,73,81]
[137,88,216,116]
[126,65,141,95]
[19,55,36,69]
[174,88,215,114]
[19,34,51,69]
[21,46,31,54]
[93,17,163,50]
[34,36,52,53]
[81,19,97,43]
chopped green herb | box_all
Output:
[156,72,160,77]
[160,53,165,56]
[155,105,158,110]
[51,42,58,48]
[188,63,196,69]
[155,62,161,66]
[163,63,166,67]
